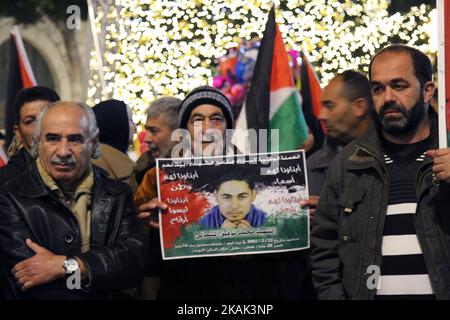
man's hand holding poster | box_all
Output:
[156,150,310,259]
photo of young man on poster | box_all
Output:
[199,172,268,229]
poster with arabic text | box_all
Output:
[157,150,310,260]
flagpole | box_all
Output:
[437,0,447,148]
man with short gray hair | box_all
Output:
[129,96,181,299]
[130,96,181,191]
[0,101,147,299]
[144,96,181,159]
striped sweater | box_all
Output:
[375,137,434,300]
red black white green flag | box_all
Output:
[5,26,37,146]
[235,6,308,152]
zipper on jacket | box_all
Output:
[416,162,436,199]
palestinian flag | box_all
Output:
[299,52,325,155]
[5,26,37,146]
[234,6,308,152]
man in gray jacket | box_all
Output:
[311,44,450,299]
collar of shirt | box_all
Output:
[35,158,94,205]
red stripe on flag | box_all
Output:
[305,60,323,118]
[18,57,35,88]
[270,25,294,91]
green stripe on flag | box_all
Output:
[269,92,308,151]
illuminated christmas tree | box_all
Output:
[87,0,435,127]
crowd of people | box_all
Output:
[0,43,449,300]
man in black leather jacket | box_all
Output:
[0,101,147,299]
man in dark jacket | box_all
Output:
[137,86,312,300]
[301,71,373,301]
[311,44,450,300]
[0,101,147,299]
[305,70,372,217]
[0,86,60,185]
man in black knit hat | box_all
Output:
[175,85,234,158]
[135,85,310,299]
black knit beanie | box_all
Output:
[178,85,234,129]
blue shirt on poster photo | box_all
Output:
[200,204,267,228]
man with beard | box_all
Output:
[311,44,450,300]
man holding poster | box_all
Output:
[311,44,450,300]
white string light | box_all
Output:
[88,0,435,128]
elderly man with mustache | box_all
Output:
[0,101,147,299]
